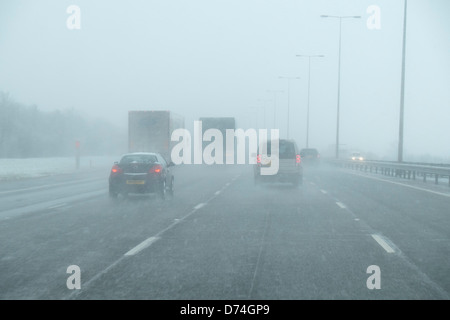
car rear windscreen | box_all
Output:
[120,154,158,164]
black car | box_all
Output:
[109,152,175,199]
[254,139,303,187]
[299,148,320,166]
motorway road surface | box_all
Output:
[1,162,450,300]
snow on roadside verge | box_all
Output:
[0,156,118,181]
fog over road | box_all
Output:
[1,163,450,300]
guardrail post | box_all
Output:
[423,173,426,182]
[412,171,416,180]
[435,174,439,185]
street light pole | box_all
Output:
[398,0,408,163]
[278,76,300,139]
[249,107,258,128]
[257,99,272,128]
[336,18,342,159]
[321,15,360,159]
[296,54,324,148]
[266,90,284,129]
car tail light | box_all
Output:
[149,164,163,173]
[110,164,122,175]
[296,154,301,164]
[257,154,261,164]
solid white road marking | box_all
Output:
[125,237,160,256]
[345,171,450,198]
[320,189,327,194]
[215,191,221,195]
[0,178,101,195]
[47,203,67,210]
[0,189,105,221]
[371,234,395,253]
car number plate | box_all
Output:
[126,180,145,185]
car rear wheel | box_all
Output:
[159,179,166,200]
[168,177,174,197]
[109,186,118,199]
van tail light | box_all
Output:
[111,164,123,175]
[149,164,163,174]
[296,154,301,164]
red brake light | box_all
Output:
[111,164,122,175]
[257,154,261,164]
[296,154,301,164]
[149,164,163,173]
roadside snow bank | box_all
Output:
[0,156,118,181]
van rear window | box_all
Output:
[259,140,296,159]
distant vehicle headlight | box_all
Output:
[359,157,364,161]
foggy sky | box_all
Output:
[0,0,449,161]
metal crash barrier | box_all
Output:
[328,159,450,187]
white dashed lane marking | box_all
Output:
[336,202,346,209]
[371,234,395,253]
[194,203,206,210]
[125,237,160,256]
[69,177,237,299]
